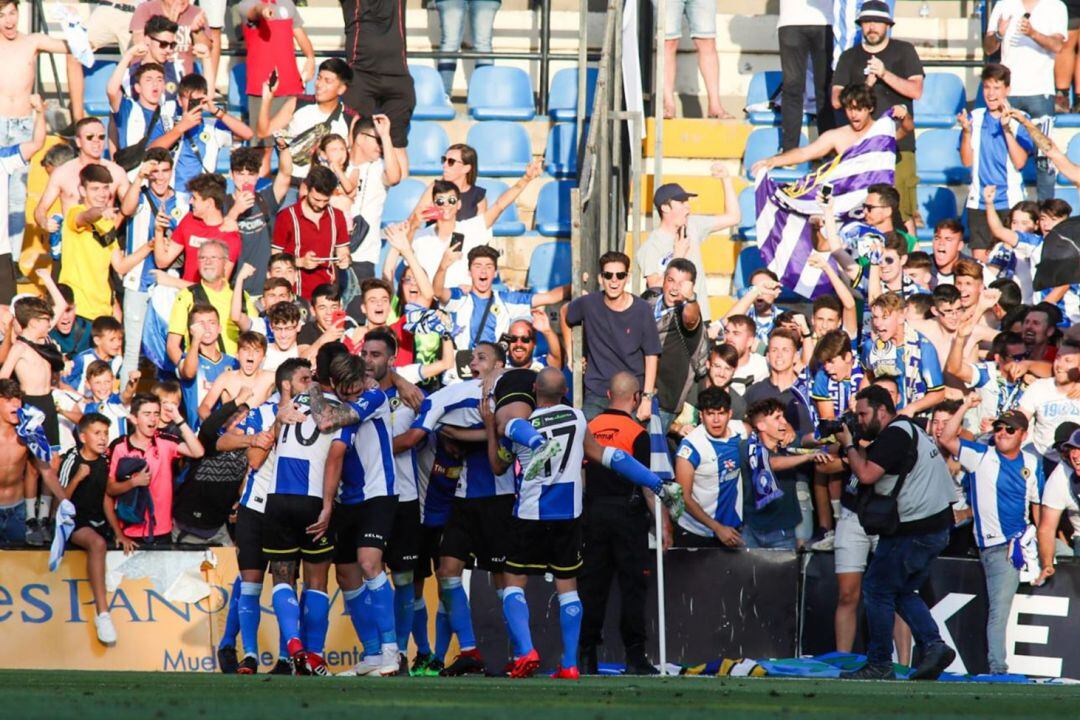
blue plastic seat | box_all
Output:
[466,66,536,121]
[1055,184,1080,210]
[914,129,970,185]
[735,186,758,241]
[732,245,801,303]
[534,180,574,237]
[83,59,118,117]
[743,127,808,182]
[215,145,232,175]
[475,178,526,236]
[913,73,964,128]
[227,63,248,119]
[547,67,598,122]
[915,185,959,242]
[410,64,455,121]
[544,122,580,178]
[1056,135,1080,185]
[381,178,428,226]
[406,122,450,176]
[526,240,572,291]
[466,121,532,176]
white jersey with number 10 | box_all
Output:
[268,393,346,498]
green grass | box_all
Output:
[4,671,1080,719]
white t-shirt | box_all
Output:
[347,158,389,265]
[1018,377,1080,461]
[1039,463,1080,535]
[409,216,492,289]
[988,0,1068,96]
[285,102,351,180]
[777,0,832,27]
[638,216,716,322]
[730,353,769,396]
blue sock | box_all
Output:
[506,417,545,451]
[602,447,661,493]
[558,591,583,669]
[502,586,533,658]
[343,587,380,658]
[298,588,308,650]
[220,575,242,648]
[302,589,330,656]
[238,581,263,657]
[392,572,415,652]
[271,583,301,647]
[412,597,431,655]
[278,629,290,660]
[366,572,398,651]
[434,601,452,659]
[438,577,476,651]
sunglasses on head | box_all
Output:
[601,270,628,280]
[150,36,177,49]
[441,156,461,166]
[992,423,1019,435]
[433,196,458,206]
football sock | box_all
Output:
[238,581,262,657]
[365,572,398,652]
[220,575,241,648]
[601,447,661,493]
[558,591,583,669]
[501,586,532,658]
[412,597,431,655]
[434,600,452,659]
[301,589,330,655]
[439,576,476,651]
[271,583,301,647]
[343,587,380,658]
[506,417,545,451]
[392,571,414,652]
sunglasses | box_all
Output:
[82,133,106,141]
[441,156,461,166]
[992,423,1020,435]
[150,36,178,49]
[882,256,897,265]
[862,203,887,211]
[601,271,628,280]
[1007,352,1028,362]
[359,132,378,141]
[433,196,458,206]
[504,334,534,344]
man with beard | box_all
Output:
[1018,330,1080,473]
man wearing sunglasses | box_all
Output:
[118,15,186,109]
[502,315,562,371]
[938,399,1041,676]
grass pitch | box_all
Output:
[5,671,1079,720]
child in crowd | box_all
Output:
[82,361,139,442]
[177,304,237,429]
[64,316,124,397]
[198,331,274,420]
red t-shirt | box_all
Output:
[174,214,242,282]
[389,315,416,366]
[271,204,349,300]
[109,434,181,538]
[244,11,304,97]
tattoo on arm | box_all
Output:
[309,384,361,430]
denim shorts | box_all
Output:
[657,0,716,39]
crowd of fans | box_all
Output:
[0,0,1078,680]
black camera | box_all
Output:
[818,411,858,439]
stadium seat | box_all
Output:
[380,178,427,226]
[526,240,571,291]
[410,64,455,121]
[733,245,801,303]
[534,180,574,237]
[744,71,810,126]
[914,129,970,185]
[215,146,232,175]
[83,59,118,117]
[544,122,580,178]
[913,73,964,128]
[547,67,598,122]
[466,121,532,176]
[743,127,808,182]
[475,178,526,236]
[1057,135,1080,185]
[466,66,536,121]
[736,186,758,241]
[228,63,248,119]
[1055,184,1080,210]
[406,121,450,176]
[915,185,959,242]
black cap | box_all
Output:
[653,183,697,210]
[1055,422,1080,452]
[115,456,148,482]
[857,0,895,25]
[1061,427,1080,453]
[994,410,1029,432]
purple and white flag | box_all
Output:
[754,112,897,299]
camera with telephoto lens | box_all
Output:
[817,411,859,439]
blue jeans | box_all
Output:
[980,543,1019,674]
[435,0,501,95]
[743,525,797,549]
[862,529,949,664]
[656,0,717,39]
[1009,94,1056,201]
[122,289,150,386]
[582,391,609,422]
[0,501,26,545]
[0,115,33,266]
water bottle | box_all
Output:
[48,214,62,261]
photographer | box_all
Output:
[836,385,956,680]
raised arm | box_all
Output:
[108,44,146,113]
[373,114,402,186]
[982,186,1021,247]
[938,394,976,459]
[707,163,740,231]
[255,78,298,138]
[482,158,542,229]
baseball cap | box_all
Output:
[857,0,895,25]
[653,183,697,210]
[115,456,148,482]
[994,410,1028,432]
[1054,422,1080,451]
[1060,427,1080,453]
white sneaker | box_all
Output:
[95,611,117,645]
[343,652,398,677]
[523,439,562,483]
[810,530,836,552]
[379,646,401,676]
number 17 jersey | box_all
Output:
[513,404,587,521]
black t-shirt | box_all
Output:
[833,39,924,152]
[60,450,109,526]
[227,186,281,297]
[655,304,704,415]
[341,0,408,76]
[173,402,247,532]
[866,424,918,475]
[564,293,663,398]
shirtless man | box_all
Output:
[0,0,72,282]
[0,377,68,546]
[34,118,131,234]
[197,331,275,421]
[751,83,914,177]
